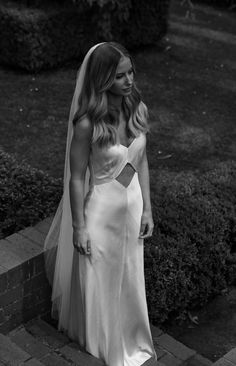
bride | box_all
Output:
[44,42,157,366]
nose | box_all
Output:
[125,73,133,85]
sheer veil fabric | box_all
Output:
[44,43,103,329]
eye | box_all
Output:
[115,74,124,80]
[115,68,134,80]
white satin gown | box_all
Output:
[67,132,156,366]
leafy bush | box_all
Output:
[0,4,88,71]
[74,0,170,46]
[0,150,62,239]
[0,0,170,71]
[144,161,236,324]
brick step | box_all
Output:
[0,333,33,365]
[150,325,213,366]
[0,317,216,366]
[0,318,105,366]
[1,318,164,366]
[212,348,236,366]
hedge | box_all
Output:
[145,160,236,324]
[0,0,170,72]
[0,150,62,239]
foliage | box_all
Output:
[0,150,62,239]
[144,161,236,324]
[0,5,88,71]
[0,0,170,71]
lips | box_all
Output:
[123,86,132,92]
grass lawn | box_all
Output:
[0,3,235,179]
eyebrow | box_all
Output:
[116,67,133,76]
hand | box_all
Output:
[73,227,91,255]
[139,211,154,239]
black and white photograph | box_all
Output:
[0,0,235,365]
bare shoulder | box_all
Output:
[74,115,93,140]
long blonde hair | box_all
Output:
[73,42,149,147]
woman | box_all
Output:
[44,42,157,366]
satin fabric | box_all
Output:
[67,133,157,366]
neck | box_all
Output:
[107,92,123,110]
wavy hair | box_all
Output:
[73,42,149,147]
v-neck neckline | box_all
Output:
[119,137,137,149]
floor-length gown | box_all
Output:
[67,132,156,366]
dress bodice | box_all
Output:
[90,133,146,185]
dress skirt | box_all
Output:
[67,172,156,366]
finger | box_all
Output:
[141,232,152,239]
[139,223,147,238]
[140,224,153,239]
[75,246,82,254]
[73,242,79,251]
[74,243,83,255]
[86,240,91,255]
[80,246,85,255]
[76,246,82,254]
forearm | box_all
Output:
[69,178,86,229]
[138,150,152,214]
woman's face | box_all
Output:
[108,56,134,96]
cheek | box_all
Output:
[110,81,123,93]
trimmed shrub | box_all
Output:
[0,4,90,71]
[0,150,62,239]
[0,0,170,71]
[145,161,236,324]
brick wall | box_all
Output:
[0,218,53,334]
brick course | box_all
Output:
[157,333,196,361]
[25,318,70,350]
[0,219,52,334]
[186,354,214,366]
[225,349,236,364]
[9,328,51,359]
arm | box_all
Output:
[138,147,154,239]
[69,116,92,254]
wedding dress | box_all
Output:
[44,43,157,366]
[68,132,156,366]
